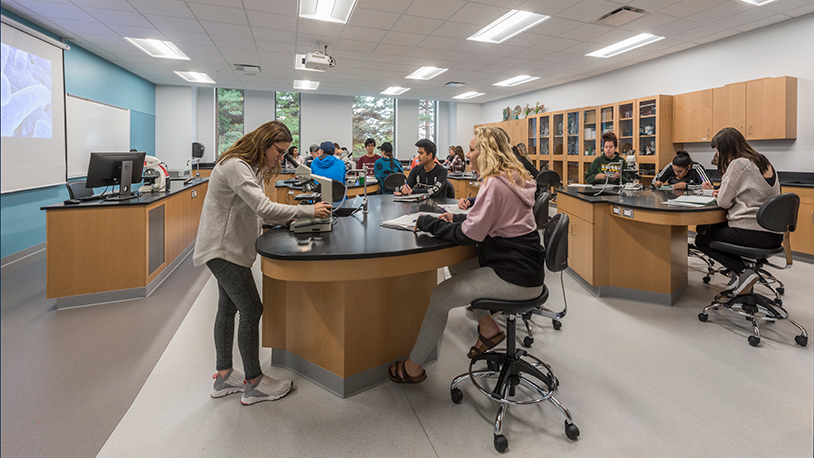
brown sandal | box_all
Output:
[388,360,427,384]
[467,331,506,358]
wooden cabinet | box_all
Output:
[637,95,675,180]
[712,82,746,136]
[746,76,797,140]
[786,186,814,256]
[673,89,713,143]
[474,118,528,145]
[564,211,594,284]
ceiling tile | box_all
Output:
[659,0,729,19]
[391,15,444,35]
[210,35,256,49]
[452,62,486,72]
[501,31,550,47]
[355,0,411,14]
[20,1,96,21]
[406,47,446,58]
[516,0,583,16]
[364,54,402,63]
[332,49,373,61]
[558,23,612,41]
[107,24,166,39]
[252,27,297,43]
[241,0,297,15]
[626,0,682,12]
[561,41,605,55]
[779,2,814,17]
[449,40,494,54]
[466,54,501,65]
[480,43,525,56]
[527,17,584,37]
[430,21,479,40]
[417,36,462,50]
[691,28,739,44]
[405,0,467,21]
[758,0,814,14]
[620,12,681,33]
[373,43,414,56]
[470,0,526,8]
[510,48,552,60]
[71,0,137,12]
[651,18,706,37]
[245,12,296,32]
[341,25,387,42]
[448,3,510,26]
[161,31,214,45]
[297,18,345,36]
[200,21,253,38]
[539,52,580,63]
[144,15,206,33]
[711,7,779,29]
[439,50,476,61]
[186,3,247,25]
[381,31,427,47]
[670,24,725,42]
[557,0,623,23]
[534,36,582,52]
[734,14,791,33]
[218,46,260,60]
[128,0,195,19]
[658,41,700,54]
[81,8,153,27]
[335,39,379,53]
[346,8,402,30]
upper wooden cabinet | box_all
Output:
[712,82,746,136]
[673,89,713,143]
[745,76,797,140]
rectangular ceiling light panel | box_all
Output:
[493,75,539,87]
[299,0,358,24]
[452,92,484,100]
[586,33,664,58]
[294,80,320,90]
[295,54,324,72]
[125,37,189,60]
[405,66,448,80]
[174,71,215,83]
[467,10,550,44]
[381,87,410,95]
[738,0,778,5]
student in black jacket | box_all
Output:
[395,139,447,198]
[653,150,711,190]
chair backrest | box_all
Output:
[544,213,569,273]
[535,170,560,189]
[382,173,406,191]
[532,191,550,230]
[66,181,93,199]
[757,193,799,233]
[441,179,456,198]
[331,180,347,203]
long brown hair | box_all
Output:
[453,145,465,160]
[515,142,531,160]
[474,127,531,185]
[217,121,292,184]
[711,127,771,175]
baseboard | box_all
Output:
[1,242,46,271]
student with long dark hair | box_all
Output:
[653,150,711,190]
[373,142,402,192]
[194,121,332,405]
[694,127,782,295]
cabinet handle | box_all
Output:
[811,211,813,224]
[748,125,751,136]
[707,128,709,137]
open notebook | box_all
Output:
[664,195,717,207]
[381,212,443,231]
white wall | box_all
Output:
[396,99,419,161]
[244,90,276,134]
[437,101,452,159]
[156,85,192,171]
[456,102,482,149]
[300,94,353,152]
[480,14,814,172]
[196,87,215,163]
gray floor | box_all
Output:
[2,249,812,458]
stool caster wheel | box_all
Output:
[494,434,508,452]
[451,388,463,404]
[774,298,782,306]
[522,336,533,348]
[698,313,708,322]
[795,335,808,347]
[702,276,710,284]
[552,319,562,330]
[748,336,760,347]
[565,421,580,440]
[777,287,785,295]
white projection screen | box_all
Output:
[1,21,67,193]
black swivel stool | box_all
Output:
[450,214,578,452]
[66,181,93,200]
[698,193,807,347]
[535,169,560,199]
[382,173,406,193]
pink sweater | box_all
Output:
[462,173,537,241]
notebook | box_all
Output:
[381,212,443,231]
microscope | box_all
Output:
[283,154,333,233]
[622,153,643,192]
[142,155,169,192]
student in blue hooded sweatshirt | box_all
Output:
[310,141,346,184]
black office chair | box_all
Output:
[382,173,406,193]
[535,169,561,199]
[332,180,347,203]
[450,213,578,452]
[532,190,550,230]
[66,181,93,199]
[698,193,807,347]
[440,179,456,198]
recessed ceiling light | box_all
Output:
[444,82,467,88]
[738,0,778,5]
[294,54,324,72]
[493,75,539,87]
[586,33,665,58]
[452,92,484,100]
[125,37,189,60]
[174,71,215,83]
[294,80,320,90]
[381,87,410,95]
[406,66,448,80]
[467,10,550,44]
[299,0,358,24]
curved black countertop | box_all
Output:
[273,179,377,190]
[41,178,209,210]
[704,169,814,188]
[557,185,724,213]
[256,195,461,261]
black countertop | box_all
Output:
[557,185,723,213]
[273,179,377,189]
[704,169,814,188]
[256,195,460,261]
[447,173,479,181]
[42,178,209,210]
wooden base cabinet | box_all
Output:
[786,187,814,256]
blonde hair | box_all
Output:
[515,142,531,160]
[474,127,531,185]
[217,121,292,184]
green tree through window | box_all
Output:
[276,92,300,149]
[352,96,394,155]
[418,100,436,143]
[217,88,244,157]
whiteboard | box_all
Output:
[66,94,130,178]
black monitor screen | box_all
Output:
[85,152,146,188]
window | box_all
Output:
[216,88,244,157]
[352,96,394,154]
[275,92,300,149]
[418,99,436,143]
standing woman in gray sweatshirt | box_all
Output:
[193,121,332,405]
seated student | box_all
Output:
[305,143,320,167]
[388,126,544,384]
[373,142,402,193]
[513,143,539,178]
[653,150,711,190]
[694,127,782,295]
[310,141,346,184]
[356,138,381,176]
[443,146,455,167]
[585,132,627,184]
[288,146,304,165]
[449,145,466,173]
[395,139,447,198]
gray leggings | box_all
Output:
[206,258,264,380]
[409,257,543,365]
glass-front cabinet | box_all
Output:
[599,104,615,138]
[566,110,579,156]
[527,116,537,156]
[618,100,635,155]
[538,114,550,168]
[582,107,597,157]
[639,98,657,156]
[552,112,564,156]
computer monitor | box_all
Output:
[85,151,145,200]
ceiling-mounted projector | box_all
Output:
[303,52,332,70]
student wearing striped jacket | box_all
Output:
[653,150,711,190]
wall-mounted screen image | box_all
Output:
[1,42,53,138]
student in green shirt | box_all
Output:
[585,132,627,184]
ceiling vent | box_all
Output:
[444,82,467,88]
[594,6,647,27]
[233,63,262,75]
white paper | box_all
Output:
[381,212,443,231]
[438,203,470,214]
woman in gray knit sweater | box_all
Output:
[194,121,331,405]
[694,127,782,296]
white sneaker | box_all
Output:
[241,375,292,405]
[725,271,739,291]
[211,369,245,398]
[733,270,759,296]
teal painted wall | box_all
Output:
[0,8,156,258]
